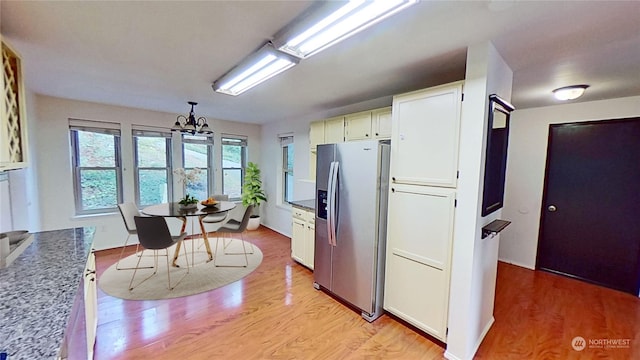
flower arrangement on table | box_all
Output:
[173,167,202,208]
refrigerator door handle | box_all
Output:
[329,161,339,246]
[326,161,336,246]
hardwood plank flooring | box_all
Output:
[93,227,639,359]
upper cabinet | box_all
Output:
[308,106,391,180]
[344,107,392,141]
[309,120,325,151]
[324,116,345,144]
[390,82,463,188]
[372,107,392,139]
[345,111,372,141]
[1,39,28,171]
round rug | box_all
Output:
[99,238,262,300]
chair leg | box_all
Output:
[214,233,248,268]
[117,234,154,271]
[129,249,159,291]
[222,232,254,255]
[167,244,190,290]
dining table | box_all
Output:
[141,201,237,267]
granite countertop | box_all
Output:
[290,199,315,211]
[0,227,95,360]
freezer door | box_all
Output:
[331,141,382,313]
[314,144,335,289]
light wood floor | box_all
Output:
[93,227,639,359]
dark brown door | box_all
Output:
[537,118,640,295]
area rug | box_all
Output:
[99,238,262,300]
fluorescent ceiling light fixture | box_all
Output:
[552,85,589,101]
[213,43,299,96]
[275,0,418,59]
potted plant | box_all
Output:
[242,162,267,230]
[174,168,202,209]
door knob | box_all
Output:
[548,205,557,212]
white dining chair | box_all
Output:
[116,202,153,270]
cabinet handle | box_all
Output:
[375,133,379,136]
[366,133,369,137]
[392,177,396,182]
[391,188,395,193]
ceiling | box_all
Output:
[2,1,639,125]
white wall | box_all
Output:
[14,94,261,250]
[499,95,640,269]
[260,118,315,237]
[446,42,512,360]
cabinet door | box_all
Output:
[309,120,325,150]
[84,250,97,359]
[292,217,306,263]
[391,82,462,187]
[305,221,315,270]
[309,150,317,180]
[345,111,372,141]
[372,107,392,139]
[384,184,456,341]
[324,116,345,144]
[1,40,28,171]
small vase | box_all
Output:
[179,203,197,210]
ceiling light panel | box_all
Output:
[275,0,418,59]
[552,85,589,101]
[213,43,299,96]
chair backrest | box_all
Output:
[118,202,141,233]
[237,205,254,231]
[133,216,176,250]
[211,194,229,201]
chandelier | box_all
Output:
[171,101,213,135]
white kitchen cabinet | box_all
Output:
[390,82,462,188]
[372,107,392,139]
[84,250,97,359]
[309,120,325,150]
[291,207,315,269]
[1,39,29,171]
[324,116,344,144]
[344,111,373,141]
[58,249,97,360]
[384,184,456,341]
[292,216,306,264]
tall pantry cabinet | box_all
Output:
[384,81,463,342]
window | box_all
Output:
[280,135,294,204]
[182,134,214,200]
[133,127,172,207]
[221,135,247,200]
[70,120,122,214]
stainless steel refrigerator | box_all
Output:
[314,140,391,322]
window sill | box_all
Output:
[71,212,119,220]
[276,203,293,212]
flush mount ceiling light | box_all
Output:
[274,0,418,59]
[212,42,299,96]
[171,101,213,134]
[552,85,589,101]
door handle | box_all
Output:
[548,205,557,212]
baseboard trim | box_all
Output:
[498,258,535,270]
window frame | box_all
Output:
[132,127,173,207]
[281,135,294,205]
[181,133,215,199]
[221,134,247,201]
[70,122,123,215]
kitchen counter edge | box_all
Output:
[0,227,95,360]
